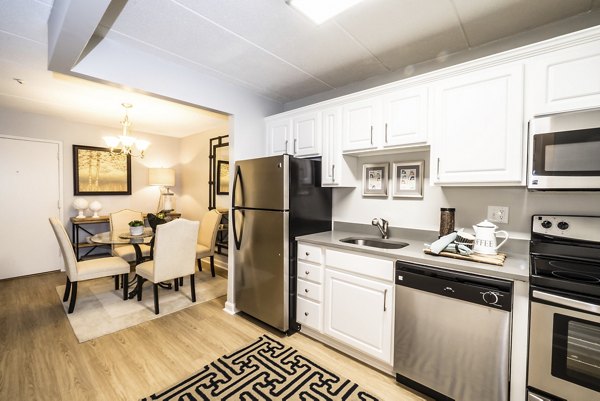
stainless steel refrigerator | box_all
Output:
[232,155,332,333]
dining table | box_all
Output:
[88,228,173,298]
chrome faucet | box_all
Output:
[372,218,389,239]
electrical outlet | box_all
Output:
[487,206,509,224]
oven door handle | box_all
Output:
[532,290,600,314]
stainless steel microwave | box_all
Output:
[528,108,600,190]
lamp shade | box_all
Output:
[148,168,175,187]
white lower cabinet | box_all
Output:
[296,242,395,367]
[324,269,394,364]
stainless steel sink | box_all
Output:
[339,236,409,249]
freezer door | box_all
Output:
[233,209,289,332]
[233,155,288,210]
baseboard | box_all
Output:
[223,301,238,315]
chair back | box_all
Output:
[110,209,144,234]
[198,210,222,253]
[48,217,78,280]
[152,218,199,282]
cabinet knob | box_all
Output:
[305,252,310,256]
[305,270,310,275]
[304,312,309,316]
[304,289,309,293]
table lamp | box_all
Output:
[148,168,176,212]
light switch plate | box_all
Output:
[488,206,509,224]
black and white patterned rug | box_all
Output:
[141,334,380,400]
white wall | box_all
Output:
[336,151,600,239]
[0,107,181,225]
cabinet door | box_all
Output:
[527,40,600,115]
[266,119,291,156]
[292,112,320,157]
[322,107,357,187]
[431,63,525,185]
[324,269,393,364]
[342,98,381,152]
[382,87,428,147]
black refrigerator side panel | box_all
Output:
[288,157,332,333]
[288,157,332,237]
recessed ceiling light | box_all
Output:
[286,0,366,24]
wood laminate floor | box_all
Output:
[0,270,428,401]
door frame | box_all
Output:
[0,134,64,269]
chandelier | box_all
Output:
[103,103,150,158]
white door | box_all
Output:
[324,269,393,363]
[431,63,525,185]
[0,137,62,279]
[382,87,428,147]
[266,119,291,155]
[292,112,320,157]
[342,98,380,152]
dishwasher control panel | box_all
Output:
[396,261,513,312]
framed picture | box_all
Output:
[362,163,389,197]
[216,160,229,195]
[73,145,131,195]
[392,160,424,198]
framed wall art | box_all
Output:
[216,160,229,195]
[362,163,389,197]
[73,145,131,195]
[392,160,424,198]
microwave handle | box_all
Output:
[532,290,600,314]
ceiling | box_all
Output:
[1,0,599,137]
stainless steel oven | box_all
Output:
[528,215,600,401]
[528,108,600,190]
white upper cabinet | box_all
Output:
[267,112,320,157]
[431,63,525,186]
[526,40,600,116]
[341,87,429,154]
[321,107,357,187]
[382,86,429,147]
[342,97,381,152]
[292,111,321,157]
[266,118,291,156]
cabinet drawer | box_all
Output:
[298,261,322,284]
[297,297,322,331]
[298,278,321,302]
[325,248,394,282]
[298,243,322,264]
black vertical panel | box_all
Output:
[288,156,332,333]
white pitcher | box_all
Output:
[472,220,509,255]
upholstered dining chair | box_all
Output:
[109,209,151,263]
[196,209,222,277]
[135,218,200,314]
[49,217,130,313]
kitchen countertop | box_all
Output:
[296,230,529,282]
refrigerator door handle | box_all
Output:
[232,165,244,250]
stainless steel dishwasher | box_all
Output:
[394,261,513,401]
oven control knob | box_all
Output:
[482,291,499,305]
[541,220,552,229]
[557,221,569,230]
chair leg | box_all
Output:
[67,282,78,314]
[174,278,179,291]
[197,259,202,271]
[122,273,129,300]
[63,277,71,302]
[179,277,183,286]
[210,255,215,277]
[136,276,144,301]
[114,275,119,290]
[190,274,196,302]
[153,283,159,314]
